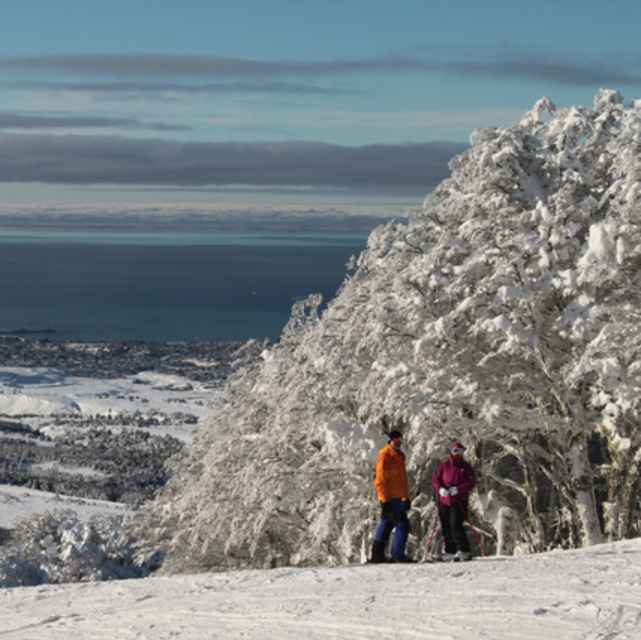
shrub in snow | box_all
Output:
[0,510,151,587]
[134,90,641,572]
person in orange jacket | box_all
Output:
[369,430,414,563]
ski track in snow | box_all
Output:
[0,540,640,639]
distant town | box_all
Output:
[0,336,245,382]
[0,336,252,507]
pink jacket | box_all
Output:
[432,455,476,506]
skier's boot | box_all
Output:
[368,540,388,564]
[391,554,416,563]
[454,550,472,562]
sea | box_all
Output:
[0,228,369,343]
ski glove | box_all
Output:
[450,486,459,496]
[439,487,450,497]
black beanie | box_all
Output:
[388,429,403,441]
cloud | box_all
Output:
[439,60,641,87]
[0,112,190,131]
[12,80,350,97]
[0,202,411,232]
[1,53,385,77]
[2,51,640,89]
[0,132,466,193]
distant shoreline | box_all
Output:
[1,327,58,336]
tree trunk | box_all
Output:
[567,438,602,546]
[608,448,641,540]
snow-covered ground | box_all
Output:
[0,366,217,442]
[0,364,218,528]
[0,538,638,639]
[0,484,130,528]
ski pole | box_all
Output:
[422,502,441,561]
[458,501,488,557]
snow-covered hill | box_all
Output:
[0,363,219,513]
[0,366,216,443]
[0,361,223,588]
[0,359,638,638]
[0,484,130,528]
[1,538,640,639]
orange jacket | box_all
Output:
[374,444,409,502]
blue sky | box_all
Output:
[1,0,640,207]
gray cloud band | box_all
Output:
[0,112,190,131]
[3,53,640,87]
[11,80,348,96]
[0,133,466,190]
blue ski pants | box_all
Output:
[374,497,409,557]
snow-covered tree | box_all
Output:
[0,510,150,586]
[134,90,641,572]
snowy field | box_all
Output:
[0,484,130,528]
[0,538,639,639]
[0,365,217,442]
[0,364,219,512]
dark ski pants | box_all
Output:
[439,500,471,554]
[374,497,409,558]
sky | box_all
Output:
[0,0,640,209]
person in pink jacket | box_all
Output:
[432,442,476,561]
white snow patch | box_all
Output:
[578,222,616,266]
[0,366,216,442]
[0,484,130,528]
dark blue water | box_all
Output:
[0,230,367,342]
